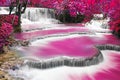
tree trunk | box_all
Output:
[14,0,27,33]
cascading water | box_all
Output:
[0,7,60,24]
[21,8,60,25]
[1,7,120,80]
[22,8,55,21]
[0,7,10,14]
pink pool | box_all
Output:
[18,34,120,59]
[15,23,120,58]
[35,36,99,58]
[15,23,120,80]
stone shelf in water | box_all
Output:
[96,44,120,51]
[23,44,120,69]
[24,48,103,69]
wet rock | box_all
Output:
[25,50,104,69]
[0,50,23,80]
[0,71,13,80]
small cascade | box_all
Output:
[22,8,55,21]
[0,7,9,14]
[96,44,120,51]
[0,7,59,24]
[24,50,103,69]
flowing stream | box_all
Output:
[0,7,120,80]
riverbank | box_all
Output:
[0,49,23,80]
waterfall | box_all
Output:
[0,7,59,24]
[22,8,56,21]
[0,7,10,14]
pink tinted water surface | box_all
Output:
[35,35,120,58]
[16,24,120,58]
[68,53,120,80]
[18,34,120,59]
[15,28,88,40]
[16,24,120,80]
